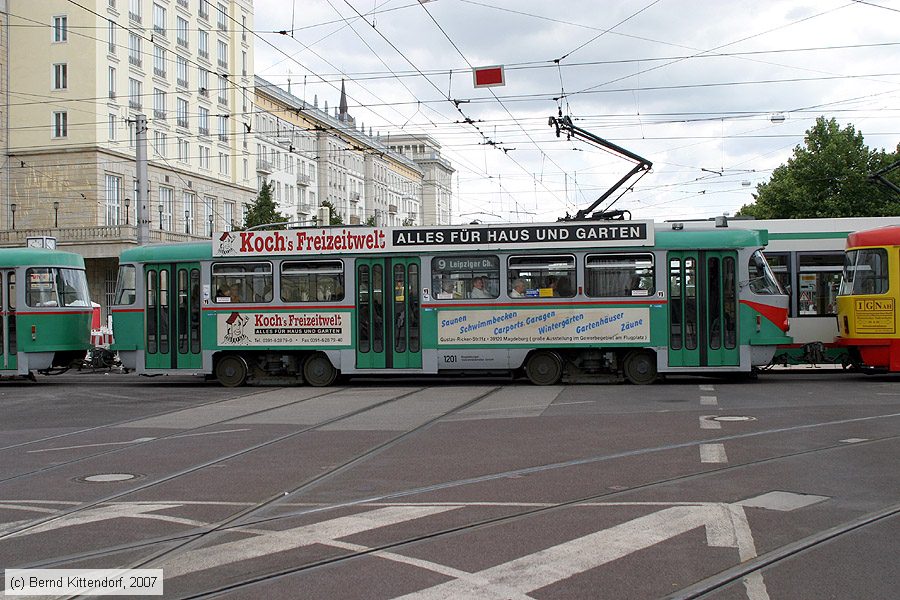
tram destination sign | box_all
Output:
[213,221,654,257]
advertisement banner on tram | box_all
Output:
[438,307,651,345]
[217,311,351,346]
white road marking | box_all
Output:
[699,384,715,391]
[554,400,597,406]
[26,437,157,453]
[393,504,753,600]
[169,428,251,439]
[840,438,869,444]
[700,443,728,463]
[5,504,182,538]
[736,491,828,512]
[727,504,770,600]
[700,415,722,429]
[700,396,718,406]
[162,505,459,579]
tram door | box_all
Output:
[667,251,739,368]
[355,258,422,369]
[1,270,15,370]
[144,263,202,370]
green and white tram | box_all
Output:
[110,221,791,386]
[0,247,93,376]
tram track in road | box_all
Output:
[665,501,900,600]
[1,385,503,562]
[168,431,900,600]
[0,384,435,541]
[16,416,900,594]
[0,384,347,487]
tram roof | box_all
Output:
[846,225,900,249]
[119,242,213,263]
[0,247,85,268]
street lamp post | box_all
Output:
[53,201,60,228]
[158,204,164,230]
[10,203,15,230]
[184,209,190,234]
[208,213,214,236]
[124,198,130,225]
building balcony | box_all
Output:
[350,192,360,203]
[388,204,398,214]
[257,159,273,174]
[177,0,189,7]
[129,56,142,68]
[296,173,311,186]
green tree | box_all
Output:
[737,117,900,218]
[319,199,343,225]
[243,181,288,229]
[364,215,377,226]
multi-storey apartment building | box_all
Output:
[386,134,454,226]
[0,0,255,311]
[255,77,434,227]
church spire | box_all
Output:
[339,79,349,121]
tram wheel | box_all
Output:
[215,355,248,387]
[304,353,338,387]
[525,351,563,385]
[623,350,657,385]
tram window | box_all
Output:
[797,253,843,315]
[841,248,889,295]
[747,251,783,295]
[585,254,654,297]
[212,262,273,303]
[507,255,575,298]
[114,264,136,305]
[764,252,791,305]
[431,255,499,300]
[25,268,89,307]
[281,260,344,302]
[26,268,58,307]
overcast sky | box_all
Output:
[251,0,900,224]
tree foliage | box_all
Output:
[243,182,288,229]
[318,199,343,225]
[737,117,900,218]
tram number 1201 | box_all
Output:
[443,355,458,363]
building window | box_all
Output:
[176,97,189,128]
[217,40,227,69]
[152,3,166,36]
[176,55,189,88]
[109,114,117,140]
[198,106,209,135]
[129,0,143,22]
[198,67,209,97]
[183,192,196,233]
[217,3,227,30]
[108,66,116,98]
[241,15,247,42]
[153,88,166,119]
[199,145,210,169]
[128,32,142,67]
[219,152,228,175]
[153,130,167,157]
[198,29,209,59]
[177,138,190,162]
[217,114,227,141]
[128,77,142,109]
[52,111,68,138]
[217,74,227,106]
[204,196,215,235]
[176,16,189,48]
[52,63,68,90]
[52,15,68,42]
[105,174,122,225]
[159,186,174,230]
[222,200,234,229]
[108,19,116,53]
[153,45,166,78]
[199,0,210,20]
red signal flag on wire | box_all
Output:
[472,65,505,88]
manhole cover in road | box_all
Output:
[79,473,139,483]
[710,416,757,422]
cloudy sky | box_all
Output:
[251,0,900,224]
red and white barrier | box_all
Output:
[91,328,114,348]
